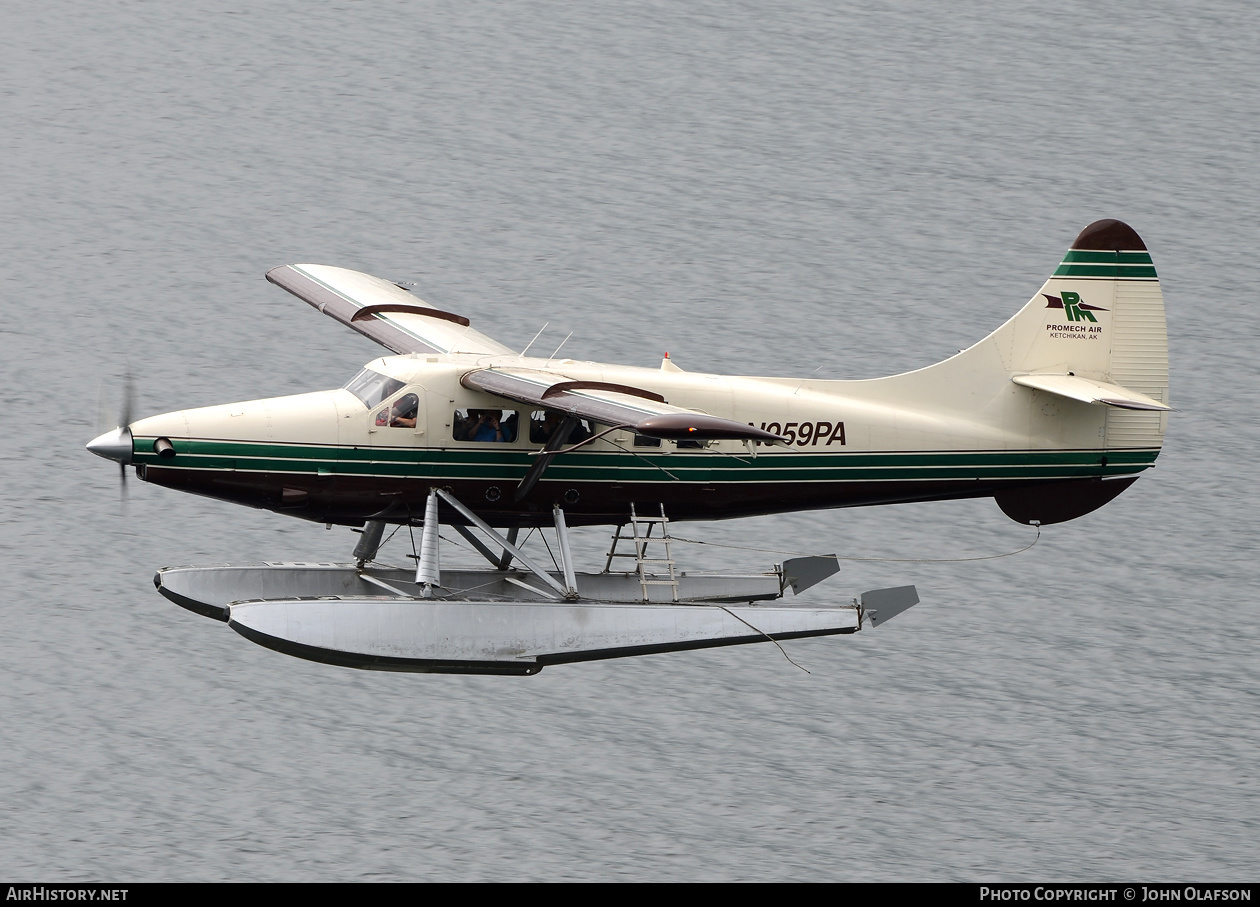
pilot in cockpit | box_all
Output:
[387,394,419,428]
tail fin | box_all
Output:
[995,219,1169,522]
[1000,219,1170,436]
[863,219,1169,524]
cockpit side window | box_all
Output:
[376,393,420,428]
[345,369,405,409]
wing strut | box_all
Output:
[514,414,580,501]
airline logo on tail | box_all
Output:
[1043,291,1108,323]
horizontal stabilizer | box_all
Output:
[861,585,919,627]
[1012,374,1171,411]
[227,598,860,675]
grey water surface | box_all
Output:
[1,0,1256,882]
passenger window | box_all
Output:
[633,434,661,448]
[453,409,517,442]
[529,410,592,445]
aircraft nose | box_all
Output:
[87,427,134,465]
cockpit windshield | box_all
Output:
[344,368,405,409]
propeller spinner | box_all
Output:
[87,373,135,495]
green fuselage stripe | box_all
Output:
[133,438,1158,484]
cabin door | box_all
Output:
[340,385,427,516]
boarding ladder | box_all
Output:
[603,504,680,602]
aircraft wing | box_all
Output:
[462,367,783,442]
[266,264,514,356]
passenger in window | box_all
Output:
[532,411,591,445]
[502,411,518,442]
[532,410,564,444]
[466,409,507,442]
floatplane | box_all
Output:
[88,219,1169,674]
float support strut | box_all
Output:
[433,489,570,600]
[497,527,519,571]
[553,505,579,599]
[452,524,505,568]
[353,519,386,567]
[416,490,441,595]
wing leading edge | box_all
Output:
[267,264,513,356]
